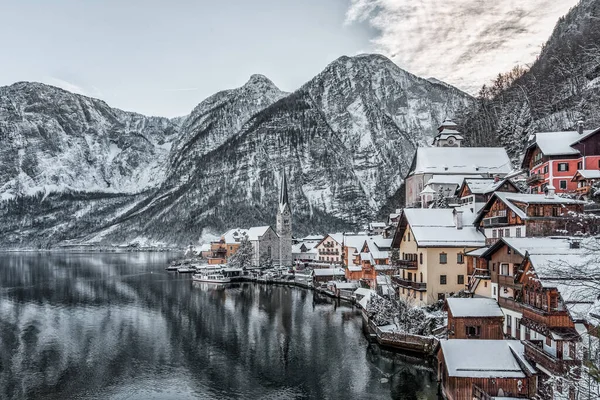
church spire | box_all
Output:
[279,171,290,212]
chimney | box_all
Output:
[494,174,500,183]
[455,210,464,230]
[546,184,556,199]
[577,121,584,135]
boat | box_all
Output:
[177,267,196,273]
[166,265,179,271]
[192,272,231,283]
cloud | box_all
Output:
[346,0,579,94]
[46,77,89,96]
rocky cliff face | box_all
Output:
[0,82,181,199]
[0,54,473,248]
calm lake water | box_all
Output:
[0,252,438,399]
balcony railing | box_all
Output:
[575,186,591,195]
[524,340,580,375]
[410,281,427,291]
[498,296,522,312]
[498,274,522,288]
[319,250,339,255]
[521,305,570,328]
[526,174,544,185]
[391,277,411,287]
[397,259,418,269]
[482,216,508,227]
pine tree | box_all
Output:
[228,233,254,269]
[434,187,448,209]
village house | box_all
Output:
[445,298,504,340]
[314,234,345,265]
[473,188,586,246]
[522,123,600,194]
[367,222,386,236]
[456,176,520,210]
[208,228,247,264]
[404,120,512,208]
[312,268,345,284]
[571,169,600,199]
[392,208,486,305]
[345,236,393,287]
[292,235,323,268]
[437,339,537,400]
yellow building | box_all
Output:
[392,208,486,305]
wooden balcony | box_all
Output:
[482,216,508,227]
[391,277,411,287]
[410,281,427,291]
[498,296,522,312]
[397,259,418,269]
[497,274,522,289]
[319,250,339,255]
[526,174,544,185]
[575,186,591,195]
[522,304,572,328]
[524,341,580,376]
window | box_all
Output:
[493,286,497,296]
[419,253,423,265]
[577,161,583,169]
[407,232,411,241]
[484,281,488,288]
[440,253,447,264]
[457,253,464,264]
[419,292,423,301]
[507,315,512,330]
[543,165,548,174]
[507,246,511,254]
[466,326,481,337]
[559,180,567,190]
[558,163,569,172]
[498,229,504,238]
[457,275,464,284]
[505,229,510,237]
[516,227,522,237]
[492,230,497,238]
[440,275,447,285]
[552,206,562,217]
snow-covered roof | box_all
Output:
[358,291,375,308]
[532,130,594,156]
[371,250,389,260]
[369,222,386,229]
[574,169,600,180]
[465,247,488,257]
[462,178,507,195]
[347,265,362,272]
[332,282,358,290]
[446,298,504,318]
[354,288,375,297]
[312,268,345,277]
[222,228,249,244]
[485,192,586,220]
[403,209,486,248]
[304,235,324,241]
[440,340,533,378]
[366,236,392,250]
[199,243,211,252]
[409,147,512,176]
[343,234,371,250]
[500,237,573,258]
[247,226,274,241]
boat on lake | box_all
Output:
[192,272,231,283]
[177,267,196,273]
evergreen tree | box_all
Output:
[228,233,254,269]
[434,187,448,209]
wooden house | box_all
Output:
[473,190,586,245]
[445,298,504,340]
[571,169,600,199]
[437,339,537,399]
[456,177,520,207]
[521,124,600,194]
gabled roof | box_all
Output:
[446,298,504,318]
[247,226,276,241]
[474,192,586,224]
[408,147,512,176]
[439,340,535,378]
[222,228,249,244]
[458,177,520,197]
[397,209,486,248]
[572,169,600,181]
[480,236,574,259]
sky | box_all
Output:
[0,0,579,117]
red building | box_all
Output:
[522,124,600,194]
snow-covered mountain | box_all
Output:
[0,82,181,199]
[0,54,472,248]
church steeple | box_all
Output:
[279,171,290,213]
[276,170,292,267]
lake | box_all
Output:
[0,252,438,399]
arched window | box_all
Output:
[419,253,423,265]
[420,272,423,283]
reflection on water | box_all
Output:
[0,252,438,399]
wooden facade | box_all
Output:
[446,313,504,340]
[437,345,536,400]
